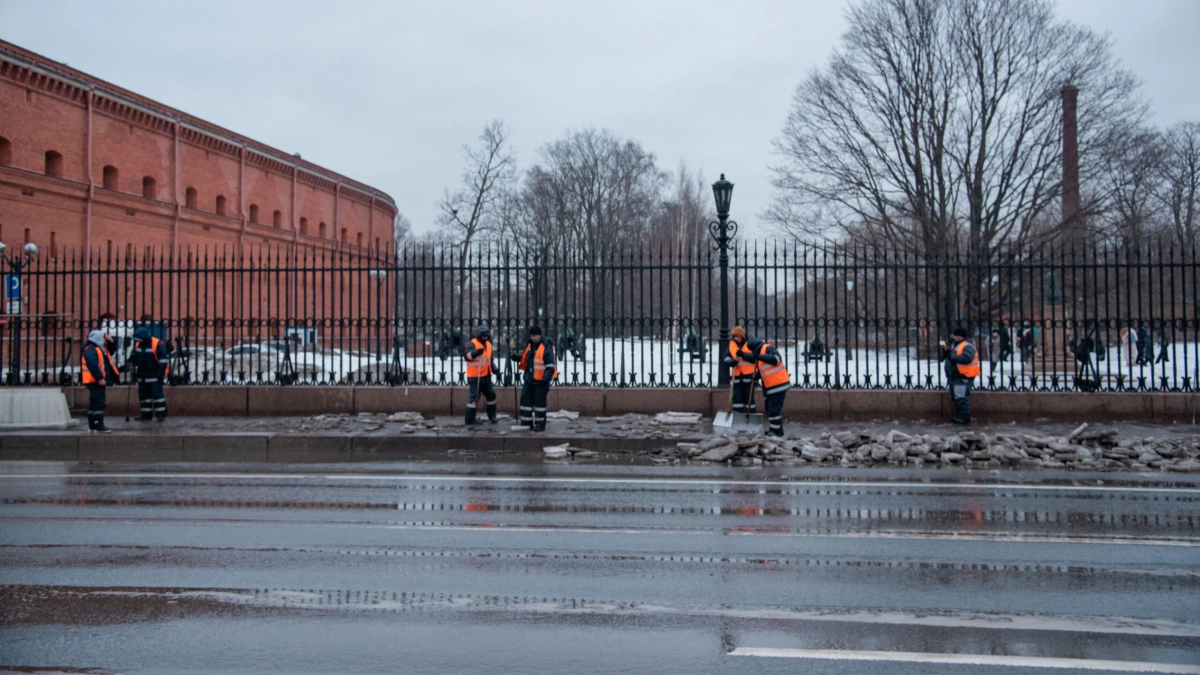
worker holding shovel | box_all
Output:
[722,326,791,437]
[463,325,499,425]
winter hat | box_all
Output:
[528,325,543,336]
[731,326,747,341]
[952,327,969,338]
[87,330,106,347]
[475,325,490,338]
[134,326,151,342]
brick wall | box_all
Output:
[0,40,396,257]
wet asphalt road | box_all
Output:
[1,461,1198,674]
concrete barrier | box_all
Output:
[54,384,1195,423]
[0,388,73,429]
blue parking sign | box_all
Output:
[3,275,18,300]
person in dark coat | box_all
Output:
[129,326,170,421]
[510,326,556,432]
[1136,322,1152,365]
[81,329,119,433]
[462,325,498,425]
[940,327,980,425]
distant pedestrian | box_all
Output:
[81,329,118,433]
[1017,325,1036,363]
[1120,324,1138,367]
[940,327,979,425]
[510,325,556,431]
[988,329,1003,368]
[463,325,498,425]
[1137,322,1152,366]
[129,326,169,422]
[1156,329,1170,364]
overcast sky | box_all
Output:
[1,0,1196,237]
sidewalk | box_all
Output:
[2,411,1198,473]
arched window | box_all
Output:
[375,237,380,252]
[356,232,363,247]
[299,217,308,235]
[249,204,259,223]
[102,165,119,190]
[44,151,63,177]
[340,228,348,243]
[185,187,197,208]
[0,137,11,165]
[142,176,157,199]
[216,195,227,216]
[272,210,282,228]
[319,222,327,238]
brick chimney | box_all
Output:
[1061,84,1081,238]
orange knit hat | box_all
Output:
[731,326,747,341]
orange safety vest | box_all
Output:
[464,338,493,378]
[728,341,757,378]
[955,340,981,378]
[755,342,791,391]
[519,342,557,381]
[135,337,171,376]
[81,344,116,385]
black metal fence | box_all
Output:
[3,240,1196,391]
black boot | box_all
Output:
[465,405,477,426]
[94,414,112,434]
[533,412,546,432]
[486,402,497,424]
[156,412,167,423]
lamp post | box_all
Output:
[708,174,736,387]
[0,242,40,385]
[368,269,388,359]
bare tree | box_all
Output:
[767,0,1145,326]
[438,120,516,259]
[1094,124,1165,246]
[1157,121,1200,250]
[392,212,413,253]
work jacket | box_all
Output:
[748,340,791,395]
[131,336,170,382]
[81,343,118,386]
[726,341,758,383]
[518,338,557,382]
[464,338,493,378]
[944,339,980,381]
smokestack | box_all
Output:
[1061,84,1081,239]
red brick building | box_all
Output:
[0,39,397,260]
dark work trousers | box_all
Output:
[86,384,107,429]
[731,379,757,413]
[950,378,973,421]
[765,390,787,436]
[137,379,167,420]
[519,380,550,430]
[466,375,497,424]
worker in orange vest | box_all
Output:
[940,326,980,425]
[463,325,498,425]
[130,326,170,422]
[722,326,759,416]
[81,329,119,433]
[724,326,792,437]
[509,325,556,431]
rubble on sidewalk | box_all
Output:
[648,426,1200,471]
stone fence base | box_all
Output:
[62,386,1197,423]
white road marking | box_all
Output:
[1,472,1198,495]
[729,648,1200,673]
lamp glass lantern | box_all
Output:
[711,174,733,217]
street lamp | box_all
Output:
[708,174,737,387]
[0,241,40,385]
[368,269,388,360]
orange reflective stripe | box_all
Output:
[955,341,981,378]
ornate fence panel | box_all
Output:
[2,240,1196,391]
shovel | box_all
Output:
[713,367,765,431]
